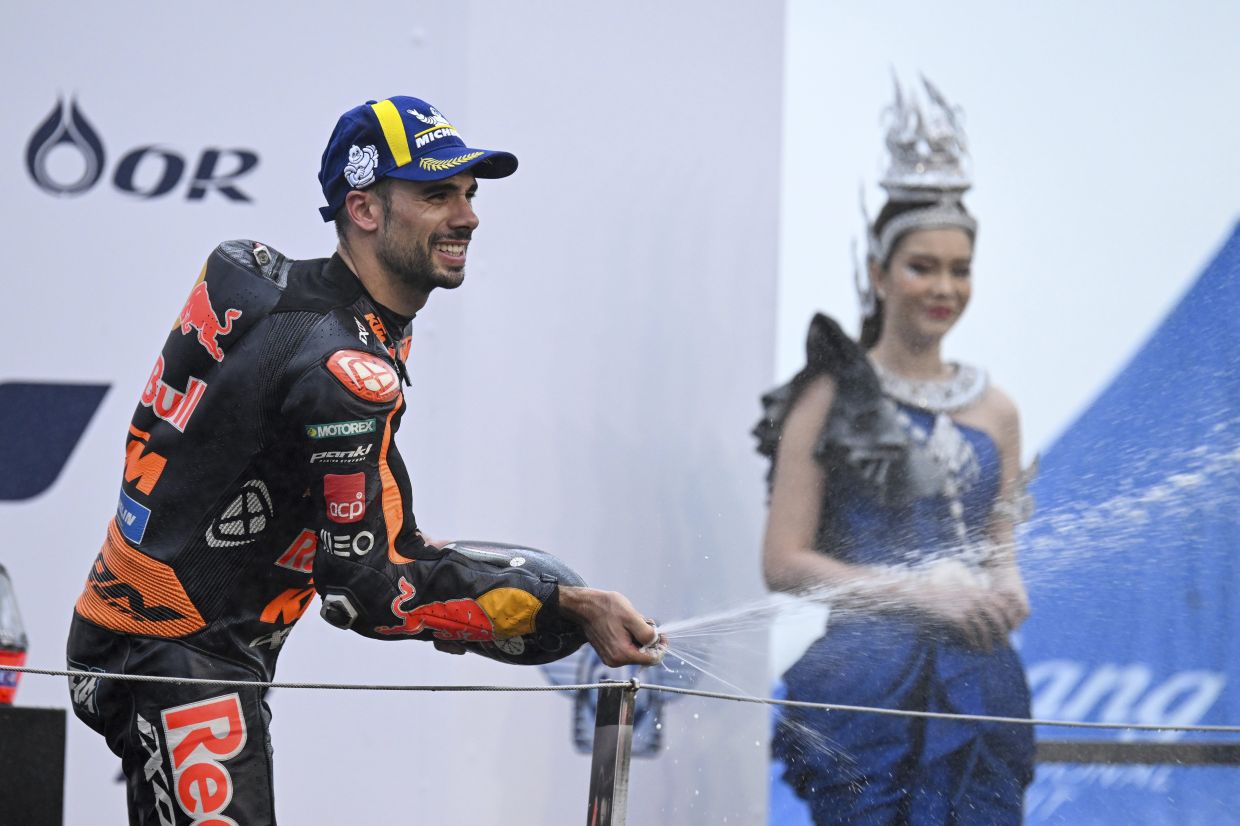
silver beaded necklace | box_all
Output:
[872,359,990,556]
[870,360,989,414]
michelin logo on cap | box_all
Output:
[409,104,461,149]
[408,105,451,128]
[344,145,378,188]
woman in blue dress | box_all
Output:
[756,78,1035,825]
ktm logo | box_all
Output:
[363,312,388,345]
[326,350,400,403]
[177,279,241,362]
[124,424,166,495]
[260,585,316,626]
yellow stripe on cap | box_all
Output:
[370,99,412,167]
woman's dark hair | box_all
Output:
[858,199,972,349]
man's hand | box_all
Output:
[558,586,665,668]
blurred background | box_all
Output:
[1,1,1236,822]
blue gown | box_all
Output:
[757,315,1034,825]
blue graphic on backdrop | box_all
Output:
[1020,224,1240,824]
[0,382,108,501]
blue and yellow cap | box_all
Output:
[318,95,518,221]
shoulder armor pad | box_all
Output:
[166,241,288,366]
[214,239,292,288]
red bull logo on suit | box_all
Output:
[160,693,248,825]
[178,280,241,362]
[141,356,206,432]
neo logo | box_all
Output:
[26,97,259,201]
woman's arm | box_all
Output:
[761,375,913,605]
[981,385,1031,631]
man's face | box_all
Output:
[374,173,480,293]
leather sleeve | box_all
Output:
[280,335,559,642]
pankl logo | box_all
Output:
[26,96,259,201]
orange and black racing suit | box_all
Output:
[67,241,564,825]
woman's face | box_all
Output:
[872,227,974,346]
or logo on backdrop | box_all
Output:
[25,96,260,201]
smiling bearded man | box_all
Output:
[66,95,664,826]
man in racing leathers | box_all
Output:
[66,95,662,826]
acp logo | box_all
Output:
[26,96,259,201]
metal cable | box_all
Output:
[3,664,611,694]
[8,664,1240,735]
[637,682,1240,734]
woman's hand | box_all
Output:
[908,563,1024,651]
[989,565,1030,631]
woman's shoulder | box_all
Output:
[958,376,1021,456]
[977,380,1020,426]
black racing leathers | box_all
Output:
[67,241,562,825]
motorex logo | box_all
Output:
[0,382,108,501]
[305,418,376,439]
[26,96,260,201]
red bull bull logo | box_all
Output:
[375,577,495,640]
[178,280,241,362]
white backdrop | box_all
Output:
[779,0,1240,455]
[1,3,782,823]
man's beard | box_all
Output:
[376,223,467,293]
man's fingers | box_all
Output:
[639,618,660,648]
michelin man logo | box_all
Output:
[407,105,451,128]
[344,144,379,188]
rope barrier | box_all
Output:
[2,664,612,694]
[638,683,1240,734]
[7,663,1240,735]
